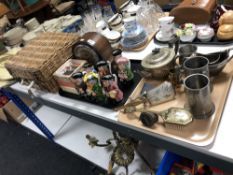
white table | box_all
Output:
[8,40,233,173]
[21,105,164,174]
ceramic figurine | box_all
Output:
[71,72,86,96]
[96,60,111,78]
[113,49,134,85]
[82,63,96,83]
[101,74,123,102]
[83,63,95,74]
[83,72,106,102]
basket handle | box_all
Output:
[20,80,35,98]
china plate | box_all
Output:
[106,30,121,41]
[122,25,145,39]
[121,34,148,49]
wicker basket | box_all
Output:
[22,77,59,93]
[5,32,79,92]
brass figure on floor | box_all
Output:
[86,132,154,175]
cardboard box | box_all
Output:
[53,59,86,95]
[3,97,38,123]
[0,108,8,122]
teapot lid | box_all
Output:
[141,48,175,69]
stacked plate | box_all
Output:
[25,17,40,31]
[3,27,27,46]
[105,30,121,49]
[121,25,148,49]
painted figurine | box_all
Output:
[113,49,134,84]
[83,72,106,102]
[71,72,86,96]
[82,63,97,90]
[96,60,111,78]
[83,63,95,77]
[101,74,123,102]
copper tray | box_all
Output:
[118,60,233,146]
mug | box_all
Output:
[183,56,209,77]
[184,74,215,119]
[158,16,175,27]
[158,16,175,38]
[108,13,123,27]
[178,44,197,65]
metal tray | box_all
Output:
[118,60,233,146]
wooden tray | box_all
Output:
[118,60,233,147]
[121,32,156,52]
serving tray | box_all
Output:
[118,59,233,146]
[154,33,233,45]
[59,61,142,109]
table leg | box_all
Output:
[0,89,54,141]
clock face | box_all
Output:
[73,44,100,64]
